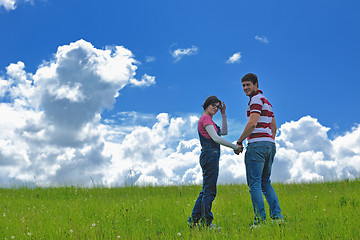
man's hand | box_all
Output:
[234,144,243,155]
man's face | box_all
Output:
[242,81,258,96]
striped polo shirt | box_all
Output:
[247,90,275,143]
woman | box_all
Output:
[187,96,242,228]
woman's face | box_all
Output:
[206,102,221,116]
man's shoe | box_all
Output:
[206,223,221,231]
[271,217,284,225]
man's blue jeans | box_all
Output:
[245,141,283,222]
[191,149,220,225]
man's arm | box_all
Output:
[237,113,260,144]
[271,116,277,139]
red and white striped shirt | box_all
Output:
[247,90,275,143]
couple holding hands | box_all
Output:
[187,73,283,229]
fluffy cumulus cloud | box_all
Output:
[0,39,155,186]
[226,52,242,64]
[0,40,359,187]
[103,113,201,186]
[98,114,360,187]
[273,116,360,183]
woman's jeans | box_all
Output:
[245,141,283,222]
[191,148,220,225]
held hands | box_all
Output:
[234,144,243,155]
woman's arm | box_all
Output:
[220,114,228,135]
[205,125,239,150]
[220,102,228,135]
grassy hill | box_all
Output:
[0,179,359,239]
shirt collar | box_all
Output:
[250,90,263,98]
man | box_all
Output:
[236,73,283,228]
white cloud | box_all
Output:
[145,56,156,63]
[226,52,242,64]
[103,114,360,186]
[1,40,359,187]
[130,74,156,87]
[171,45,199,62]
[273,116,360,183]
[255,35,269,44]
[0,39,154,186]
[103,113,202,186]
[0,0,32,11]
[0,0,15,10]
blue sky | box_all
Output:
[0,0,359,186]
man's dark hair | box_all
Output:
[241,73,258,86]
[202,96,221,110]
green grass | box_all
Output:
[0,179,359,239]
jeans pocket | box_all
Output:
[249,145,267,163]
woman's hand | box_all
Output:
[220,101,226,115]
[234,144,243,155]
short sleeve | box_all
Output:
[249,96,263,114]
